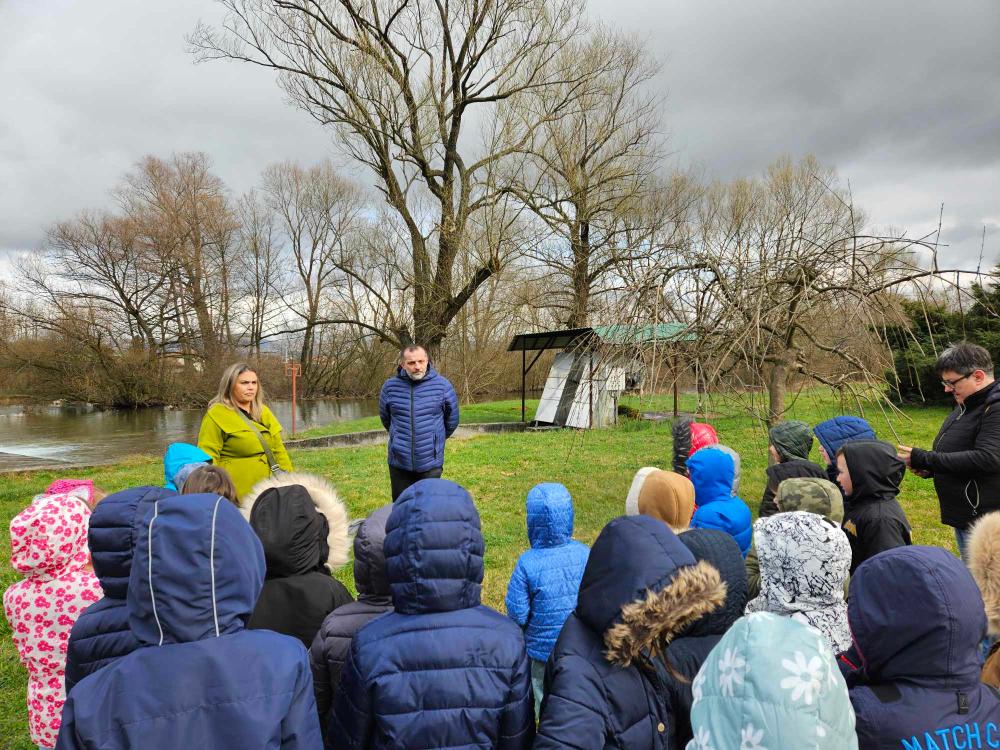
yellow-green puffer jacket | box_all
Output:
[197,403,293,498]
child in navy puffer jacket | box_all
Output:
[505,483,590,714]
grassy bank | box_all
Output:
[0,390,954,748]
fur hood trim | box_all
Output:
[241,472,351,570]
[968,511,1000,635]
[603,560,726,667]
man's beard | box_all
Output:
[409,370,426,380]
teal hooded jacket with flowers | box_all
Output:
[686,612,857,750]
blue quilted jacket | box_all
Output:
[64,486,176,693]
[688,448,753,556]
[505,483,590,662]
[379,366,459,472]
[57,494,321,750]
[328,479,534,749]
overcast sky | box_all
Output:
[2,0,998,279]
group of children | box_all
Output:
[4,417,1000,749]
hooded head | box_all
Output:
[837,441,904,503]
[384,479,484,615]
[968,511,1000,637]
[242,472,350,573]
[354,504,393,600]
[128,493,265,646]
[687,448,736,507]
[45,478,97,506]
[775,477,844,523]
[526,483,574,548]
[768,420,813,462]
[746,512,851,650]
[163,442,213,492]
[10,494,92,579]
[688,612,858,749]
[87,486,177,599]
[671,419,718,475]
[711,445,741,495]
[576,515,726,667]
[848,546,986,687]
[813,416,876,463]
[625,468,695,532]
[678,528,749,637]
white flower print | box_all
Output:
[692,669,706,704]
[692,726,715,750]
[717,647,747,697]
[780,651,824,705]
[740,723,767,750]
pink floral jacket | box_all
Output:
[3,494,103,747]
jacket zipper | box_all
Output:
[409,381,416,471]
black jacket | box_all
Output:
[658,529,749,750]
[758,458,827,517]
[245,482,353,647]
[309,504,393,740]
[910,380,1000,529]
[841,441,912,574]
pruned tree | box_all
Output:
[189,0,594,352]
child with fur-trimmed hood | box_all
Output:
[243,472,353,648]
[535,515,726,750]
[968,510,1000,687]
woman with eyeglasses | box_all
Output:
[897,342,1000,560]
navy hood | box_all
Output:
[354,503,392,599]
[527,483,573,548]
[88,486,176,599]
[128,493,265,646]
[576,515,698,637]
[848,546,987,687]
[841,440,904,504]
[814,416,876,461]
[163,442,212,491]
[384,479,483,614]
[678,528,748,636]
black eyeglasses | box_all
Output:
[941,373,974,389]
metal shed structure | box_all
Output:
[507,323,694,426]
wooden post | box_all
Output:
[521,348,526,423]
[285,362,301,435]
[672,351,679,417]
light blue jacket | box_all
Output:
[505,483,589,662]
[687,612,858,749]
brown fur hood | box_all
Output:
[241,472,351,571]
[969,511,1000,636]
[604,560,726,667]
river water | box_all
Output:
[0,398,380,471]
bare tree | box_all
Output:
[234,190,286,354]
[190,0,593,352]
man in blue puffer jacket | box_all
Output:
[63,486,176,693]
[505,483,590,715]
[688,447,753,556]
[57,494,322,749]
[379,345,460,500]
[328,479,534,749]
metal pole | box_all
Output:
[291,367,297,435]
[521,348,526,423]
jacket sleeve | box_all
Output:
[911,407,1000,476]
[327,642,374,750]
[197,412,225,463]
[309,629,333,743]
[505,560,531,627]
[744,543,762,600]
[443,382,459,438]
[497,644,535,750]
[758,471,779,517]
[280,655,324,750]
[534,655,607,750]
[379,385,391,432]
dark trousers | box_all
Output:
[389,464,443,501]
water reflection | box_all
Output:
[0,398,379,470]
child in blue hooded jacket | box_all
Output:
[505,483,589,715]
[688,448,753,556]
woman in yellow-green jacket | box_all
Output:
[198,363,293,499]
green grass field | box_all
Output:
[0,390,956,748]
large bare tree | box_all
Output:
[190,0,592,351]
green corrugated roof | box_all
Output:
[591,323,695,344]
